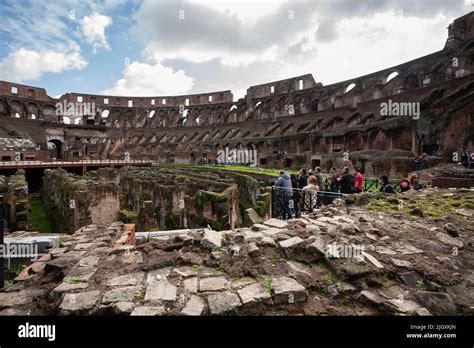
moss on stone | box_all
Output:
[164,212,181,229]
[196,189,228,208]
[119,209,138,223]
[254,192,271,217]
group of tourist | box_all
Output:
[328,167,364,194]
[285,167,326,193]
[274,166,427,219]
[276,165,426,201]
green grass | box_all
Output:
[154,164,388,186]
[261,278,274,294]
[321,272,338,284]
[29,196,54,233]
[66,277,79,284]
[6,263,27,281]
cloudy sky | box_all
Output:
[0,0,472,99]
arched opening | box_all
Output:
[48,139,63,159]
[368,130,388,150]
[345,83,356,93]
[31,114,37,120]
[385,71,399,84]
[14,112,21,118]
[347,132,365,151]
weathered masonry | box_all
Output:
[40,167,270,233]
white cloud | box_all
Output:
[145,42,280,67]
[102,0,472,99]
[300,12,452,85]
[134,0,317,66]
[0,43,88,82]
[102,61,194,96]
[82,12,113,53]
[188,0,287,24]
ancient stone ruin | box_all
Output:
[0,12,473,319]
[40,167,267,233]
[0,170,29,232]
[1,188,472,316]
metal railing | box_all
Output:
[271,186,342,220]
[362,178,401,192]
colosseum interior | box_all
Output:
[0,9,473,324]
[0,13,472,177]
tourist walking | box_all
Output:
[314,167,325,191]
[330,167,340,192]
[379,175,395,193]
[290,173,298,189]
[275,171,293,220]
[298,168,308,189]
[302,175,319,211]
[414,155,422,171]
[410,174,423,190]
[353,168,363,193]
[302,175,319,194]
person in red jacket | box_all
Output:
[353,168,363,193]
[399,178,411,192]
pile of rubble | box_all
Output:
[1,188,472,316]
[421,163,474,178]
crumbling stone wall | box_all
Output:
[41,169,119,233]
[39,167,268,233]
[91,167,267,232]
[114,167,262,231]
[0,169,29,231]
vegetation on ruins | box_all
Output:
[29,196,54,233]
